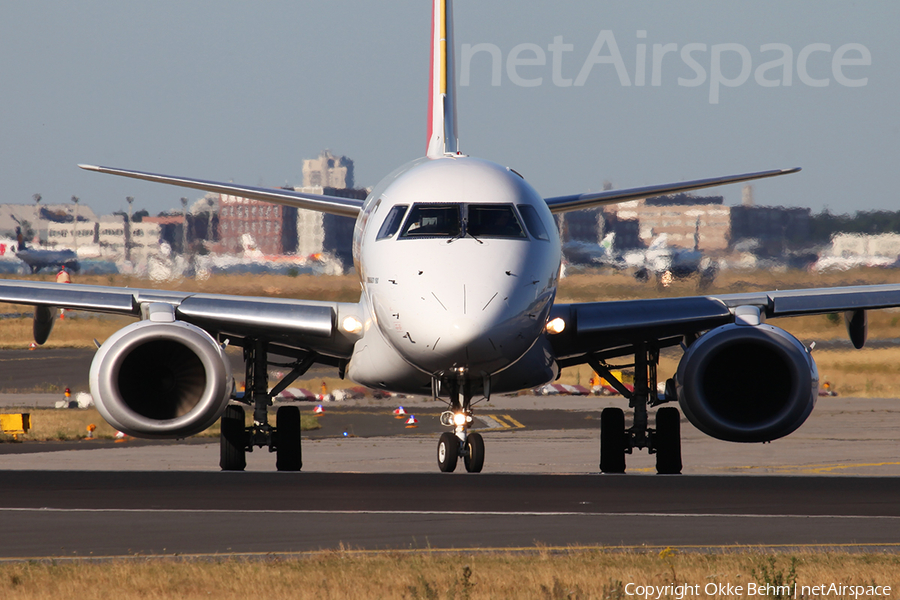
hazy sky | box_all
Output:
[0,1,896,217]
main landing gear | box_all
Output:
[589,341,683,475]
[435,376,485,473]
[220,340,316,472]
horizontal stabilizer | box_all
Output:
[544,167,800,214]
[79,164,364,218]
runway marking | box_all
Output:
[731,461,900,474]
[478,414,525,430]
[1,507,898,519]
[476,415,505,429]
[500,414,525,428]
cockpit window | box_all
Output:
[376,204,408,240]
[399,204,461,238]
[467,204,526,239]
[517,204,550,241]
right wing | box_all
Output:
[79,164,364,218]
[0,279,362,360]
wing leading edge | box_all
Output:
[78,164,364,218]
[544,167,800,214]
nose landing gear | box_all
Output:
[435,376,485,473]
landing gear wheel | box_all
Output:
[220,405,246,472]
[437,432,459,472]
[600,407,626,474]
[654,407,682,474]
[464,432,485,473]
[275,406,302,472]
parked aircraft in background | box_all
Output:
[0,1,893,475]
[625,234,717,287]
[15,248,80,274]
[562,233,625,269]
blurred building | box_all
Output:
[600,193,728,251]
[216,195,297,255]
[830,233,900,260]
[295,150,368,268]
[729,205,811,254]
[302,150,354,189]
[47,220,100,249]
[97,216,126,255]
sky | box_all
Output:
[0,1,897,218]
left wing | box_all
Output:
[549,283,900,364]
[544,168,800,214]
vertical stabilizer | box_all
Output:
[426,0,459,158]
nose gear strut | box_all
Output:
[435,373,485,473]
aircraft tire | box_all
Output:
[437,432,459,472]
[464,432,485,473]
[654,407,682,475]
[219,404,246,472]
[275,406,303,472]
[599,407,626,474]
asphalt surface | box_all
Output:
[2,472,899,557]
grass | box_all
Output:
[0,408,320,443]
[0,550,897,599]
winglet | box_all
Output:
[426,0,458,158]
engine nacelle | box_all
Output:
[89,320,233,438]
[675,323,817,443]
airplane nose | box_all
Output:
[375,279,551,375]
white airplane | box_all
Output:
[626,233,716,286]
[0,1,890,474]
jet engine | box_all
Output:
[675,323,817,443]
[89,320,233,438]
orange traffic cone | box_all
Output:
[405,415,418,428]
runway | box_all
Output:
[2,471,899,558]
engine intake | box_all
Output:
[675,323,817,443]
[89,320,233,438]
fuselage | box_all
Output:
[346,156,562,396]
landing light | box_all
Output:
[545,317,566,335]
[341,316,363,334]
[453,412,467,426]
